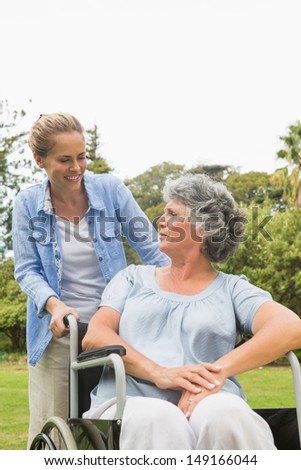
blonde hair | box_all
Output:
[28,112,85,157]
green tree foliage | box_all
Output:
[276,120,301,207]
[124,161,232,214]
[270,167,294,209]
[86,124,113,174]
[189,164,234,181]
[124,161,186,211]
[225,171,283,206]
[0,101,32,250]
[0,259,27,351]
[220,204,301,316]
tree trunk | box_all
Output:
[297,178,301,207]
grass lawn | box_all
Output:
[0,358,298,450]
[0,358,28,450]
[238,365,296,408]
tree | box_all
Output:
[270,167,294,209]
[0,100,35,250]
[189,163,234,181]
[276,121,301,207]
[86,124,113,174]
[124,161,186,211]
[0,258,27,351]
[225,171,282,206]
[220,204,301,317]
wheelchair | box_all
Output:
[30,314,301,450]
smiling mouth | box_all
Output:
[65,175,81,181]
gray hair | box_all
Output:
[28,112,85,157]
[163,173,247,263]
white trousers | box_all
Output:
[27,335,70,448]
[92,393,276,450]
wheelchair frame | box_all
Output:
[30,314,301,450]
[30,315,127,450]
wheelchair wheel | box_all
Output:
[30,416,78,450]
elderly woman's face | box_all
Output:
[158,200,202,253]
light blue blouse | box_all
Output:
[89,264,273,409]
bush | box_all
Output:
[0,259,26,352]
[220,205,301,316]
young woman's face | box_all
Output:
[34,131,87,193]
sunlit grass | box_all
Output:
[0,360,28,450]
[238,366,295,408]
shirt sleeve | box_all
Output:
[12,191,59,316]
[99,265,135,313]
[115,180,170,267]
[231,275,273,336]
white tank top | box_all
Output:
[56,216,106,323]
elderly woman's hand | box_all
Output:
[177,369,225,419]
[153,362,222,394]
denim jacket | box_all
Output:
[12,171,169,366]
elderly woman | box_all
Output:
[82,173,301,449]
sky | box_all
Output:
[1,0,301,180]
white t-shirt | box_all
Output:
[56,216,106,323]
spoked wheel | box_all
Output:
[30,416,78,450]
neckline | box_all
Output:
[148,266,224,301]
[55,215,87,227]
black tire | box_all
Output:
[29,416,78,450]
[30,432,56,450]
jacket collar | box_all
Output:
[82,171,106,211]
[37,178,53,214]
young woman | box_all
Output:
[12,112,169,447]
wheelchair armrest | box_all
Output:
[66,314,127,420]
[77,345,126,362]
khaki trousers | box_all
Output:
[27,335,70,448]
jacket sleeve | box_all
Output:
[12,192,59,316]
[115,181,170,267]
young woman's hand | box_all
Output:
[46,297,80,337]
